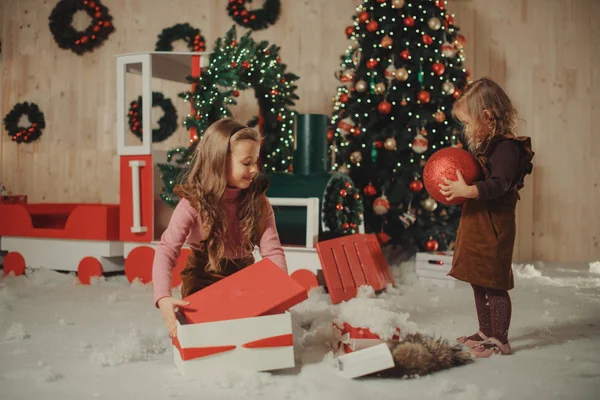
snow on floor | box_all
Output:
[1,259,599,400]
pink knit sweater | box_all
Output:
[152,187,287,305]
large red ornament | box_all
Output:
[378,100,392,114]
[418,90,431,103]
[367,21,379,32]
[423,147,481,206]
[432,62,445,75]
[425,239,439,252]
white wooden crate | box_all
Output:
[415,251,458,288]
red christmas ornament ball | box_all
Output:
[377,232,391,245]
[364,184,377,196]
[432,62,445,75]
[378,100,392,114]
[425,239,439,252]
[422,34,433,45]
[423,147,481,205]
[418,90,431,103]
[366,58,378,69]
[345,26,354,36]
[400,50,410,60]
[404,16,415,27]
[340,93,349,103]
[358,11,370,23]
[336,203,344,211]
[367,20,379,32]
[409,179,424,192]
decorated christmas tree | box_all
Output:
[327,0,469,251]
[158,26,299,206]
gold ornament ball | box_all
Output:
[384,137,397,151]
[392,0,405,8]
[356,80,368,92]
[422,197,438,212]
[350,151,362,164]
[442,81,455,95]
[428,17,442,31]
[374,83,386,94]
[395,67,409,81]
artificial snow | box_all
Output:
[590,261,600,274]
[0,261,599,399]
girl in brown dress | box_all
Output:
[438,78,534,358]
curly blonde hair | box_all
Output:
[179,119,268,274]
[452,77,518,152]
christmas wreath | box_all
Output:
[157,26,299,206]
[226,0,281,31]
[322,173,364,236]
[155,23,206,52]
[48,0,115,55]
[128,92,178,143]
[3,102,46,143]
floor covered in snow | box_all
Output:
[1,260,599,400]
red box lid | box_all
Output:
[181,258,308,324]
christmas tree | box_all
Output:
[327,0,469,252]
[158,26,299,207]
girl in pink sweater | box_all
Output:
[152,119,288,337]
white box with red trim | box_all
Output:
[415,251,458,288]
[172,311,295,377]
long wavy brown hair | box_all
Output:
[178,119,268,274]
[452,77,518,152]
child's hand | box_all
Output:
[157,297,190,338]
[438,170,478,201]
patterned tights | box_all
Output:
[469,284,512,344]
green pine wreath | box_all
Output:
[128,92,178,143]
[157,26,299,206]
[226,0,281,31]
[155,23,206,52]
[3,102,46,143]
[48,0,115,55]
[323,172,364,236]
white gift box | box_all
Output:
[172,311,295,377]
[415,251,459,288]
[336,343,395,379]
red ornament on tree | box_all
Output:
[425,239,439,252]
[409,179,424,192]
[345,26,354,36]
[373,196,390,215]
[422,34,433,45]
[364,184,377,196]
[327,130,334,141]
[377,231,391,245]
[358,11,370,23]
[400,50,410,60]
[432,62,445,75]
[232,90,240,97]
[340,189,348,197]
[366,58,378,69]
[242,60,251,69]
[367,20,379,32]
[336,204,344,211]
[423,147,481,205]
[418,90,431,103]
[453,89,462,99]
[378,100,392,114]
[404,16,415,27]
[342,222,350,230]
[339,93,349,103]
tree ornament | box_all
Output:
[336,203,344,211]
[455,34,466,50]
[442,81,455,95]
[421,197,438,212]
[381,35,393,48]
[345,26,354,36]
[422,34,433,45]
[404,16,415,27]
[337,117,355,136]
[355,80,368,92]
[425,239,439,252]
[366,58,378,69]
[399,210,417,228]
[339,165,350,174]
[432,62,445,76]
[409,179,424,192]
[378,100,392,114]
[400,97,408,106]
[453,89,462,99]
[374,82,386,94]
[428,17,442,31]
[366,20,379,32]
[364,183,377,196]
[358,11,370,23]
[391,0,405,9]
[434,110,446,123]
[400,49,410,60]
[418,90,431,103]
[340,189,348,197]
[350,151,362,164]
[411,133,428,154]
[385,64,397,80]
[384,137,397,151]
[394,67,409,81]
[441,41,457,58]
[373,196,390,215]
[339,93,349,103]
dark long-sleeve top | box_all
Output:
[475,140,527,201]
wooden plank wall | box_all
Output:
[1,0,598,262]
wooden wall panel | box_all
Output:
[1,0,598,262]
